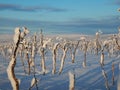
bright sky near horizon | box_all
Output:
[0,0,120,34]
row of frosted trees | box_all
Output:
[0,27,120,90]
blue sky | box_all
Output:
[0,0,120,34]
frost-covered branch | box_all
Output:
[7,27,21,90]
[59,42,68,74]
[71,40,80,63]
[7,27,29,90]
[52,43,60,74]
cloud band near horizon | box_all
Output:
[0,3,67,12]
[0,15,119,34]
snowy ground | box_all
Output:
[0,34,120,90]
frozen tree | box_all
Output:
[7,27,29,90]
[94,32,101,55]
[59,42,69,74]
[7,27,21,90]
[80,36,89,68]
[52,43,60,74]
[71,40,80,63]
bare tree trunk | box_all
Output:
[52,43,59,74]
[100,51,104,66]
[59,47,68,74]
[69,71,75,90]
[71,41,80,63]
[82,40,88,68]
[20,46,26,74]
[82,51,86,68]
[95,32,101,55]
[31,34,38,90]
[7,56,19,90]
[7,28,21,90]
[117,63,120,90]
[39,29,46,75]
[40,29,43,46]
[112,62,115,85]
[41,48,46,75]
[52,49,57,74]
[31,34,36,68]
[102,70,110,90]
[99,48,110,90]
[26,50,30,75]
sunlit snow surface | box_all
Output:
[0,34,119,90]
